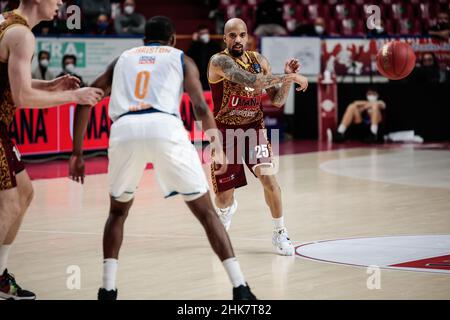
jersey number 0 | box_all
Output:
[134,71,151,100]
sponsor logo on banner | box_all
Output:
[11,93,216,156]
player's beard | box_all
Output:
[229,46,244,58]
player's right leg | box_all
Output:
[98,120,147,300]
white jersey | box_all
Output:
[109,44,185,122]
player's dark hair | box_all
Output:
[144,16,176,43]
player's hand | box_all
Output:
[49,74,81,91]
[293,74,309,92]
[69,154,85,184]
[284,58,300,74]
[74,87,104,106]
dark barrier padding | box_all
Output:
[293,83,450,141]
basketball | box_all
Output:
[376,41,416,80]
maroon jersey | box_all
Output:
[208,50,264,126]
[0,11,29,190]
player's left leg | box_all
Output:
[254,167,294,256]
[0,147,36,300]
[247,122,294,256]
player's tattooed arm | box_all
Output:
[258,54,294,108]
[209,54,296,91]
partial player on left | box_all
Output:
[0,0,104,300]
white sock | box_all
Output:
[0,245,12,274]
[218,199,236,215]
[370,124,378,135]
[222,257,246,288]
[273,216,285,230]
[102,258,118,291]
[337,124,347,134]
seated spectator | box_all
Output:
[114,0,145,35]
[92,14,115,35]
[32,50,56,80]
[81,0,111,33]
[333,88,386,143]
[428,11,449,40]
[57,54,86,87]
[410,52,441,83]
[187,25,222,90]
[254,0,287,37]
[293,17,327,37]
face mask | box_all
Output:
[367,95,378,102]
[39,59,49,68]
[124,5,134,15]
[65,63,75,73]
[98,22,109,31]
[315,25,324,35]
[199,34,210,44]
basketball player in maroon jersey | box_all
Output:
[0,0,103,300]
[208,18,308,255]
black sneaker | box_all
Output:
[98,288,117,300]
[0,269,36,300]
[364,132,378,144]
[332,131,346,143]
[233,284,257,300]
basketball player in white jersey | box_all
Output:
[69,16,256,300]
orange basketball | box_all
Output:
[376,41,416,80]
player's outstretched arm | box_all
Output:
[70,58,117,184]
[258,54,308,108]
[209,54,306,92]
[32,75,81,92]
[184,55,227,175]
[6,26,103,108]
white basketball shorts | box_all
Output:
[108,112,209,202]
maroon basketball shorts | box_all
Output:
[211,119,273,193]
[0,122,25,191]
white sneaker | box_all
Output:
[272,228,295,256]
[217,199,238,231]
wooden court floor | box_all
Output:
[7,145,450,299]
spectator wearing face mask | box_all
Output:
[80,0,111,32]
[187,25,222,90]
[333,88,386,143]
[93,14,115,35]
[114,0,145,35]
[293,17,327,37]
[57,54,86,87]
[32,50,55,80]
[429,11,450,40]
